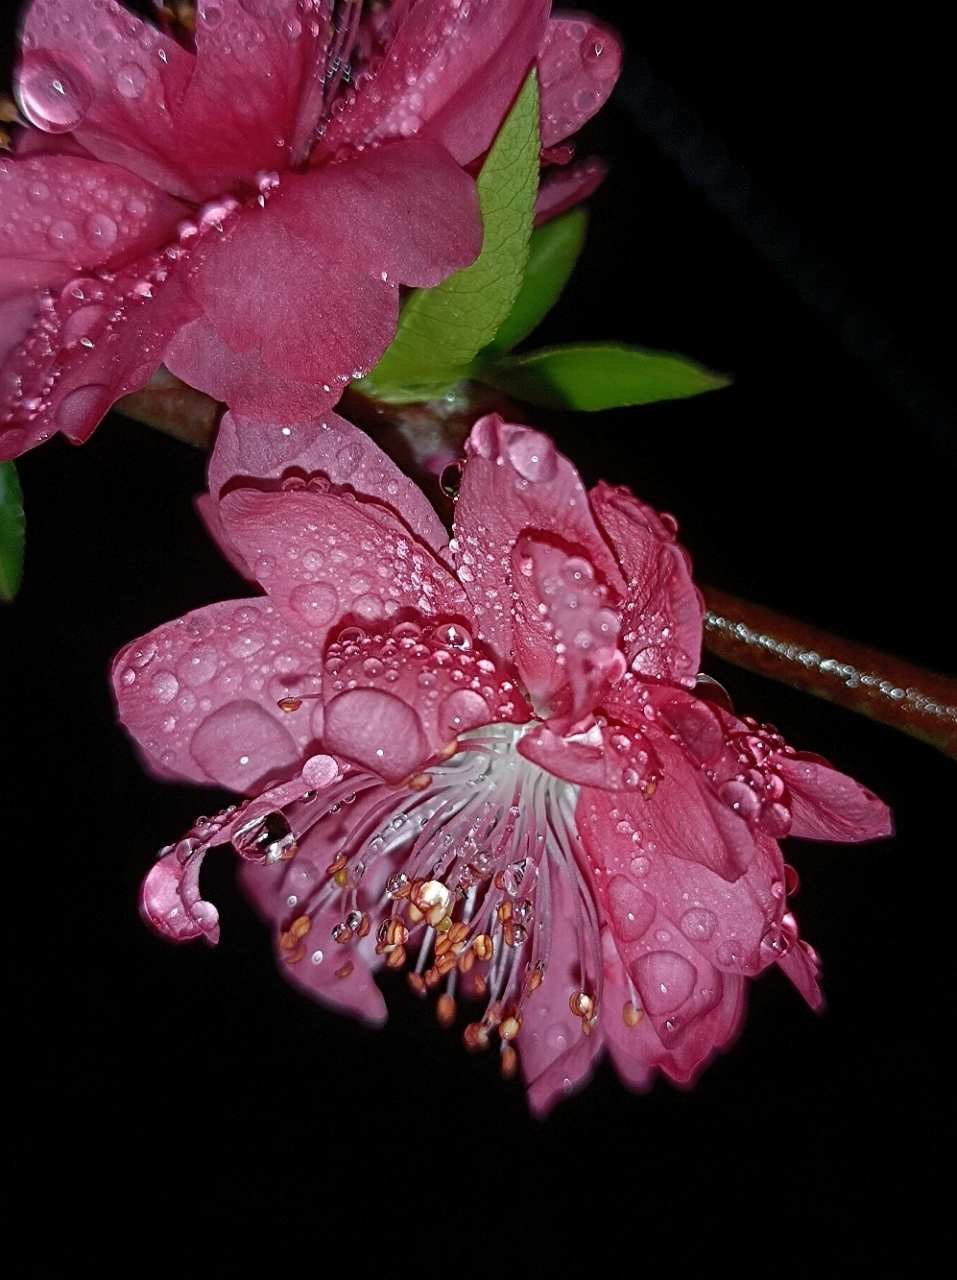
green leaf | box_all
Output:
[356,70,540,403]
[477,343,731,410]
[481,207,588,356]
[0,461,26,601]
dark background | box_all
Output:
[5,3,952,1271]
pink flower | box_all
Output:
[115,413,890,1113]
[0,1,622,460]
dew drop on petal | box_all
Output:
[85,212,118,250]
[54,384,112,434]
[115,62,147,100]
[289,581,339,627]
[503,428,558,482]
[630,951,697,1016]
[189,701,299,791]
[679,908,717,942]
[18,52,94,132]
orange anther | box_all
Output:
[407,774,432,792]
[500,1045,519,1080]
[356,912,371,939]
[326,854,348,876]
[457,949,476,974]
[385,944,407,970]
[569,991,595,1020]
[436,993,457,1029]
[525,967,544,994]
[277,697,302,713]
[499,1013,522,1041]
[282,943,306,965]
[623,1001,643,1027]
[473,934,493,961]
[335,962,354,980]
[407,972,427,998]
[290,915,311,940]
[463,1022,489,1052]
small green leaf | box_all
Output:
[481,207,588,357]
[357,70,540,403]
[0,461,26,601]
[477,343,731,410]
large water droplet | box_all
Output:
[115,62,147,100]
[504,428,558,482]
[630,951,697,1016]
[606,875,655,943]
[323,688,426,783]
[85,212,117,250]
[189,701,299,792]
[289,581,339,627]
[438,689,489,737]
[18,52,94,133]
[150,671,179,704]
[54,384,112,434]
[47,220,78,249]
[679,908,717,942]
[177,644,219,686]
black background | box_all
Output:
[5,3,952,1271]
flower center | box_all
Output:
[270,723,602,1071]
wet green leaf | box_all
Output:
[481,207,588,356]
[478,343,731,410]
[356,71,540,403]
[0,461,26,601]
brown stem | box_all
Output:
[702,587,957,760]
[113,373,957,759]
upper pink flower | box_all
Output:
[0,1,622,460]
[114,412,890,1113]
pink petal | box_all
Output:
[776,756,893,842]
[454,416,625,667]
[112,597,325,791]
[510,535,624,726]
[590,481,704,686]
[185,143,480,394]
[17,0,198,200]
[321,620,528,783]
[217,486,468,647]
[208,410,453,567]
[318,0,551,166]
[193,492,255,583]
[520,860,603,1117]
[538,15,623,148]
[534,155,608,224]
[163,315,341,424]
[141,842,220,945]
[519,719,658,793]
[776,914,825,1011]
[1,249,198,460]
[0,153,186,288]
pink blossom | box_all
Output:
[0,1,621,461]
[115,413,890,1113]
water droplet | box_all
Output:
[150,671,179,704]
[289,581,339,627]
[85,212,117,250]
[177,644,218,686]
[545,1024,569,1052]
[54,384,112,434]
[115,62,146,100]
[47,219,78,248]
[200,4,223,27]
[19,52,94,132]
[189,701,299,791]
[631,951,697,1016]
[679,908,717,942]
[503,428,558,482]
[439,689,489,737]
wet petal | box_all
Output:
[319,0,551,165]
[534,155,608,224]
[590,481,703,686]
[112,597,325,790]
[776,756,893,842]
[455,415,624,666]
[218,486,467,645]
[538,15,623,148]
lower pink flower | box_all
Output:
[116,414,891,1113]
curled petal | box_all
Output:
[590,481,704,686]
[538,15,623,148]
[141,842,220,945]
[455,416,624,664]
[534,155,608,224]
[776,756,893,842]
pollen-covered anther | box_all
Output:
[642,778,658,799]
[375,916,410,954]
[410,878,453,928]
[473,933,494,961]
[499,1010,522,1041]
[386,943,408,970]
[500,1044,519,1080]
[473,974,488,998]
[623,1001,643,1027]
[434,741,459,763]
[457,949,476,974]
[525,965,544,994]
[279,915,312,949]
[332,923,353,945]
[283,943,306,965]
[463,1022,489,1052]
[277,697,303,713]
[435,952,457,977]
[407,774,432,792]
[326,853,348,877]
[436,993,457,1028]
[407,971,426,997]
[569,991,595,1020]
[424,966,442,989]
[335,962,354,980]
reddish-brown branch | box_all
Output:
[114,375,957,760]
